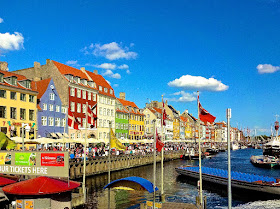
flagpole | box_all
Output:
[161,95,165,202]
[227,109,232,209]
[108,121,112,209]
[197,91,203,208]
[83,102,88,204]
[153,119,156,208]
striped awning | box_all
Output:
[56,133,63,138]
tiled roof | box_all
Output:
[86,70,115,97]
[153,107,163,114]
[118,98,138,108]
[52,61,89,80]
[35,78,51,99]
[0,69,38,92]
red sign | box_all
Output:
[41,153,65,167]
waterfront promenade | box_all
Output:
[69,150,184,179]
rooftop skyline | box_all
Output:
[1,0,280,136]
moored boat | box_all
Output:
[175,166,280,196]
[250,155,280,169]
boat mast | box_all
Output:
[274,114,279,140]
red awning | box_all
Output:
[2,176,80,195]
[0,177,16,186]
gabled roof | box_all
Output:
[118,98,144,115]
[86,70,115,97]
[35,78,52,99]
[52,61,89,80]
[0,69,37,92]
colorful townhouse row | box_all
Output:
[0,60,244,143]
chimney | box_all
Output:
[93,70,98,74]
[34,62,41,69]
[33,77,41,81]
[80,67,86,73]
[46,59,51,65]
[0,62,8,71]
[119,92,126,100]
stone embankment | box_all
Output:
[69,150,184,179]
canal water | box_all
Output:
[84,148,280,209]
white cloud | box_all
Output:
[118,64,129,69]
[257,64,280,74]
[168,91,197,102]
[102,70,121,79]
[0,32,24,52]
[0,18,3,23]
[83,42,137,60]
[126,69,131,74]
[113,84,119,87]
[168,75,229,91]
[66,60,79,66]
[95,63,116,70]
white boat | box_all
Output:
[232,142,239,150]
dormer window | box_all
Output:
[81,79,87,86]
[0,73,3,83]
[99,86,102,91]
[11,77,17,86]
[26,80,31,89]
[74,76,81,83]
[110,89,113,95]
[104,88,108,93]
[65,74,74,82]
[88,81,94,88]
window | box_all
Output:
[29,95,34,103]
[61,107,67,114]
[50,93,55,100]
[99,86,102,91]
[29,110,34,121]
[62,118,66,127]
[88,92,91,100]
[82,91,86,99]
[48,117,54,126]
[99,119,102,127]
[56,105,60,112]
[20,108,26,120]
[104,88,108,93]
[20,93,26,101]
[99,107,102,115]
[70,87,75,96]
[71,102,75,112]
[10,107,16,119]
[0,106,6,118]
[77,103,81,113]
[43,103,47,110]
[0,90,6,98]
[71,133,75,139]
[49,104,54,111]
[10,92,16,100]
[107,109,110,116]
[0,74,3,83]
[92,94,96,101]
[26,80,31,89]
[82,104,86,113]
[11,77,17,86]
[55,118,60,127]
[77,133,81,139]
[77,89,81,98]
[110,89,113,94]
[41,116,47,126]
[103,108,106,116]
[82,118,86,128]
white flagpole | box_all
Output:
[161,95,165,202]
[83,102,88,203]
[153,119,156,208]
[108,121,112,209]
[197,91,203,207]
[227,109,232,209]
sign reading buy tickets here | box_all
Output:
[0,151,69,178]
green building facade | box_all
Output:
[115,99,129,139]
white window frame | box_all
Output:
[56,105,60,112]
[41,116,47,126]
[50,93,55,100]
[49,117,54,126]
[49,104,54,111]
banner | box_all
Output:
[16,200,23,209]
[41,153,64,167]
[0,153,11,165]
[15,153,36,166]
[25,200,34,209]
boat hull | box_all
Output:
[175,167,280,196]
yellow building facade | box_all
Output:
[0,69,38,140]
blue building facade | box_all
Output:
[36,78,67,138]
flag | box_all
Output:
[198,95,216,124]
[68,109,79,130]
[156,128,164,152]
[87,105,97,128]
[162,100,167,126]
[110,129,126,150]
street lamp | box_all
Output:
[22,123,31,150]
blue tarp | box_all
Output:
[103,176,158,193]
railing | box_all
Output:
[69,150,184,179]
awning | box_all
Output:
[103,176,158,193]
[63,133,69,138]
[56,133,63,138]
[0,177,17,186]
[2,176,80,195]
[50,133,57,138]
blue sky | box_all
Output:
[1,0,280,136]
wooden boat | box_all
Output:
[250,155,280,169]
[175,166,280,195]
[181,148,205,160]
